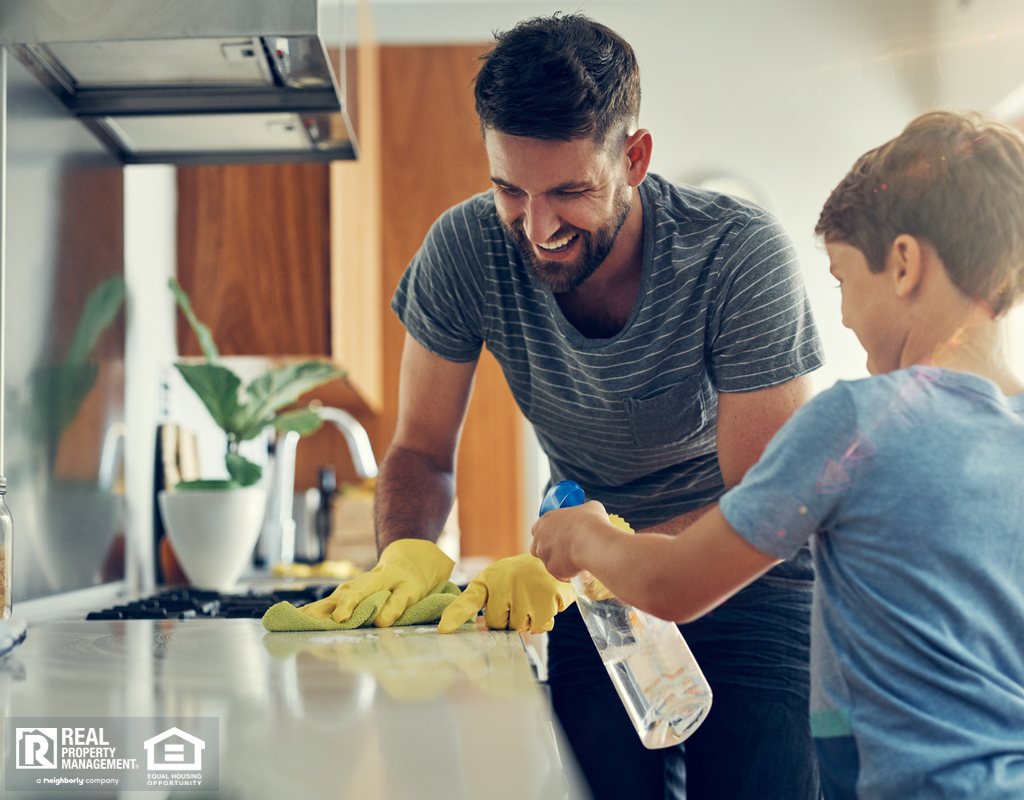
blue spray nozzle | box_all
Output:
[539,480,585,517]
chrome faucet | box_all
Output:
[260,406,378,566]
[313,406,378,480]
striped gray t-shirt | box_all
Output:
[393,173,824,530]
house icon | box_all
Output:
[143,727,206,771]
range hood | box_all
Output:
[0,0,359,164]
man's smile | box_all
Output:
[537,232,580,252]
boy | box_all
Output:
[531,109,1024,799]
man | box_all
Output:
[304,13,823,800]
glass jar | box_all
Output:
[0,477,11,619]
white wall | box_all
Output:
[359,0,1024,539]
[357,0,927,540]
[369,0,931,390]
[124,165,178,594]
[367,0,1024,387]
[934,0,1024,114]
[125,0,1024,563]
[931,0,1024,361]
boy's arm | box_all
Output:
[531,502,779,623]
[639,376,815,537]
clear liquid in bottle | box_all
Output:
[572,572,712,749]
[539,480,712,750]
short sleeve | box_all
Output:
[709,214,824,392]
[391,199,490,363]
[720,384,857,559]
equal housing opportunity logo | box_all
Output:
[144,727,205,771]
[6,718,219,792]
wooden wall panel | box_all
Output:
[49,166,125,481]
[379,44,526,560]
[51,167,125,362]
[331,17,384,414]
[176,164,331,357]
[297,21,385,490]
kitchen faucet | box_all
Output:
[260,406,378,566]
[312,406,378,481]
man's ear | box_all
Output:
[623,129,653,188]
[888,234,924,298]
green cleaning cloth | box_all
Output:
[262,581,462,632]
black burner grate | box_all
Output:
[86,586,334,621]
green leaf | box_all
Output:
[175,479,241,491]
[169,277,220,363]
[28,277,125,470]
[174,363,243,432]
[272,407,325,437]
[66,276,126,366]
[234,361,343,440]
[226,453,262,487]
[236,411,278,442]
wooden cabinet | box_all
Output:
[328,2,384,413]
[378,44,525,560]
[176,163,333,358]
[175,17,385,489]
[177,9,382,413]
[175,41,526,562]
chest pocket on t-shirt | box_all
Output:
[624,375,709,449]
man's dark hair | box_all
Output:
[816,109,1024,316]
[474,13,641,148]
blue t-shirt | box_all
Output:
[393,174,823,534]
[721,366,1024,798]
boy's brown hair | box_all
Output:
[816,109,1024,316]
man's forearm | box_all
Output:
[373,443,457,552]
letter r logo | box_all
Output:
[15,728,57,768]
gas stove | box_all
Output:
[85,585,334,621]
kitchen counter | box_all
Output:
[0,617,591,799]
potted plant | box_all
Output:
[158,278,344,590]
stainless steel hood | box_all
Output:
[0,0,359,164]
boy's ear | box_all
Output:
[887,234,925,298]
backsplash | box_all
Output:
[4,55,126,601]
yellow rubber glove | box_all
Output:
[438,553,575,635]
[299,539,455,627]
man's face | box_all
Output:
[826,240,904,374]
[484,130,633,293]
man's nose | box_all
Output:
[523,196,560,244]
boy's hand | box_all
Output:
[530,500,610,581]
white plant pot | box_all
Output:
[158,487,267,592]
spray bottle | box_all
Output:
[540,480,712,749]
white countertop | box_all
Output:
[0,617,590,799]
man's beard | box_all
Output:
[505,186,632,294]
